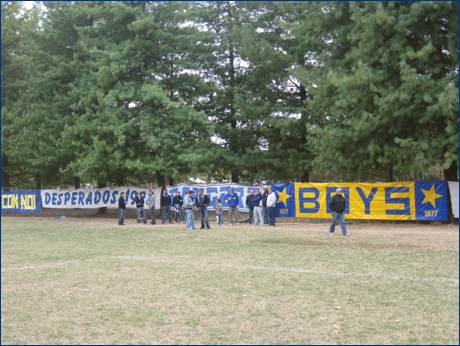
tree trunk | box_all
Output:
[227,1,239,184]
[74,176,81,189]
[168,177,174,186]
[299,85,310,182]
[231,173,239,184]
[385,166,394,182]
[157,173,166,189]
[444,160,458,181]
[116,172,124,187]
[300,171,309,183]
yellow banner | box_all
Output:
[295,182,416,220]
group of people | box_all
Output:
[117,185,349,236]
[116,185,279,229]
[244,186,278,227]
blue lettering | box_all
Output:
[85,192,93,205]
[299,188,320,214]
[52,193,58,205]
[94,191,101,204]
[71,192,78,205]
[206,187,218,207]
[220,186,231,207]
[102,190,110,204]
[64,192,71,205]
[234,187,244,208]
[356,187,377,214]
[45,193,51,205]
[110,191,119,204]
[385,187,410,215]
[130,191,137,206]
[78,192,84,205]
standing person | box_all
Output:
[266,187,277,226]
[118,192,127,225]
[147,190,156,225]
[329,188,350,236]
[262,186,269,225]
[252,189,263,226]
[183,189,196,230]
[135,192,147,225]
[225,187,240,225]
[196,187,211,229]
[245,189,255,225]
[214,198,223,226]
[173,191,184,223]
[160,189,173,224]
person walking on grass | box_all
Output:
[147,190,156,225]
[266,187,277,226]
[118,192,127,225]
[135,192,147,225]
[329,187,350,236]
[225,187,240,225]
[196,188,211,229]
[183,190,196,230]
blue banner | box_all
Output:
[272,183,296,218]
[414,180,448,220]
[1,190,42,213]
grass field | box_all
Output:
[1,217,458,344]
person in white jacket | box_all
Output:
[266,187,277,226]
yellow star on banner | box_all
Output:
[421,184,443,208]
[275,186,291,207]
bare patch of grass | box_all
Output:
[1,217,458,344]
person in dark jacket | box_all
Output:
[118,192,127,225]
[173,191,184,223]
[328,188,349,236]
[196,187,210,229]
[262,186,269,224]
[252,189,264,226]
[135,192,147,225]
[160,189,173,224]
[245,190,255,224]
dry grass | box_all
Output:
[1,217,458,344]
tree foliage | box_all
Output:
[2,1,458,188]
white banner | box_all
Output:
[41,184,263,210]
[448,181,459,218]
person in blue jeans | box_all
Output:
[214,198,223,226]
[196,187,210,229]
[329,188,350,236]
[183,190,196,230]
[135,192,147,225]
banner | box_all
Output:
[1,190,42,213]
[40,184,262,210]
[293,181,448,221]
[37,181,451,221]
